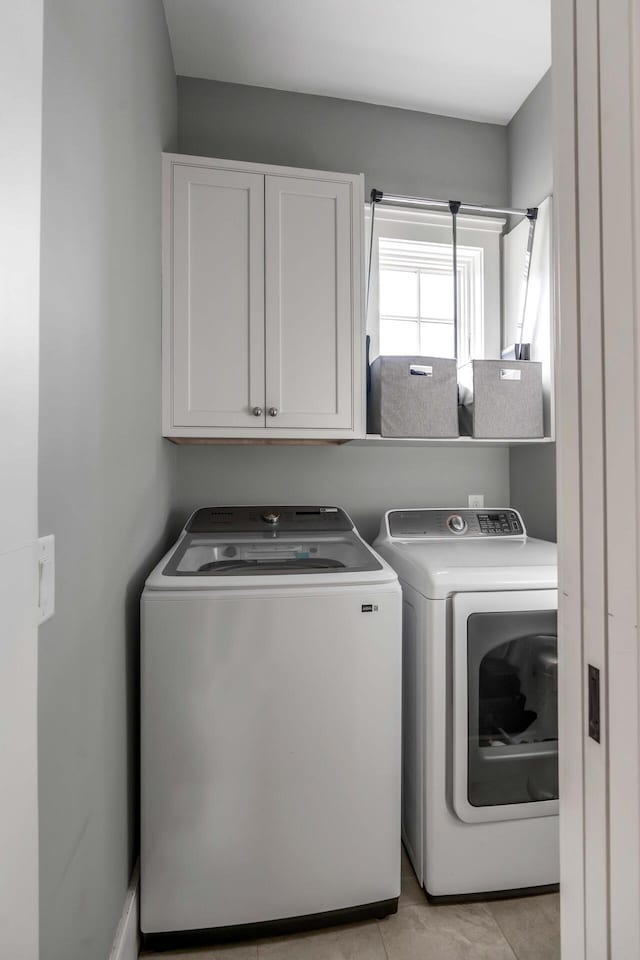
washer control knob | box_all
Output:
[447,514,467,535]
[262,512,280,524]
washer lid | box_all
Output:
[144,505,399,591]
[163,531,382,578]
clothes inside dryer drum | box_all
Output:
[478,655,538,738]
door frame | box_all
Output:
[553,0,640,955]
[0,3,43,959]
[552,5,589,956]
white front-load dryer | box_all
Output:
[374,507,558,899]
[141,506,401,949]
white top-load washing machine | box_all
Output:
[374,507,558,900]
[141,506,401,949]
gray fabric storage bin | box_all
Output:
[369,355,459,438]
[458,360,544,438]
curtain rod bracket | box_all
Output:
[449,200,461,215]
[526,207,539,221]
[370,188,383,204]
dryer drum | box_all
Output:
[477,635,557,746]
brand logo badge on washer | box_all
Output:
[361,603,379,613]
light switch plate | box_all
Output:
[38,535,55,623]
[468,494,485,508]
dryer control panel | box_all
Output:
[387,508,525,540]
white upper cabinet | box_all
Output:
[163,155,364,440]
[169,164,265,429]
[265,176,355,431]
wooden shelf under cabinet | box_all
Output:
[166,435,553,447]
[166,437,350,446]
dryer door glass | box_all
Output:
[467,610,558,807]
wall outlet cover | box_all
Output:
[468,494,485,508]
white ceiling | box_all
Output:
[162,0,551,125]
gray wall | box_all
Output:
[174,445,510,544]
[507,71,557,541]
[38,3,176,959]
[508,71,553,209]
[509,444,557,543]
[178,77,508,205]
[175,78,511,534]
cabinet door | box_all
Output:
[265,175,356,430]
[169,164,265,429]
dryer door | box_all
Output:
[452,590,559,824]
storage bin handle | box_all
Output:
[409,364,433,377]
[500,368,522,381]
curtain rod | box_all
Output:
[369,189,538,221]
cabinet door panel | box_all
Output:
[171,165,264,428]
[265,176,354,429]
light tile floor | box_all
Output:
[141,850,560,960]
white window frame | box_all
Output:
[378,236,483,362]
[365,204,504,364]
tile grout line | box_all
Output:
[482,903,521,960]
[375,918,391,960]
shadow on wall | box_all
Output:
[509,444,557,542]
[124,513,176,869]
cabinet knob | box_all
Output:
[268,407,278,417]
[252,406,263,417]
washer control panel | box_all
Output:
[387,508,525,540]
[187,506,353,534]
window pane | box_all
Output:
[380,318,419,355]
[419,271,454,320]
[420,320,455,358]
[379,269,418,317]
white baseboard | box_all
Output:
[109,860,140,960]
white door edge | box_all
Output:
[0,5,43,959]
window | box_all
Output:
[367,206,504,366]
[378,237,484,362]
